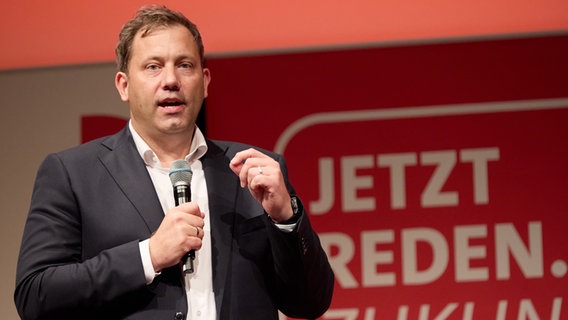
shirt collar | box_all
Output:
[129,121,208,169]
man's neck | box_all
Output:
[149,140,191,168]
[136,127,194,168]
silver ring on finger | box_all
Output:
[195,226,200,237]
[257,166,263,175]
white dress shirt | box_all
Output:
[130,122,216,320]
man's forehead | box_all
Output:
[129,26,199,61]
[132,25,195,48]
[137,24,180,38]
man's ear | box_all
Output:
[115,72,129,102]
[203,68,211,99]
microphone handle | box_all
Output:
[174,184,195,274]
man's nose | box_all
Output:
[162,66,180,91]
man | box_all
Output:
[14,5,334,320]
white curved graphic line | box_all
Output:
[274,98,568,154]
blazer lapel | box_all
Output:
[98,127,164,234]
[202,140,239,316]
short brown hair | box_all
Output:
[115,5,205,73]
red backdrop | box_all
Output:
[205,34,568,319]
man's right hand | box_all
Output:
[149,202,205,272]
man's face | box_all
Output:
[115,24,211,140]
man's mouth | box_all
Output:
[158,98,185,107]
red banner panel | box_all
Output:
[206,34,568,319]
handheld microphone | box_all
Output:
[169,160,195,274]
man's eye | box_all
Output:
[180,63,193,69]
[146,64,160,70]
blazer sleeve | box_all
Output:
[264,155,335,319]
[14,153,148,320]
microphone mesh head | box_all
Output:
[169,160,193,186]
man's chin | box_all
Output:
[159,122,194,136]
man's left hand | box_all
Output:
[229,148,293,223]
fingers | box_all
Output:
[229,148,279,189]
[229,148,267,175]
[176,202,206,220]
[173,203,205,240]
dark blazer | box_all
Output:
[15,126,334,320]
